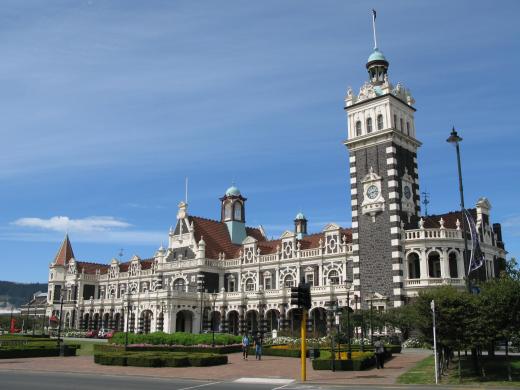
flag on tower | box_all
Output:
[463,209,485,274]
[372,9,377,20]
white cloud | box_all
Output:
[12,216,131,233]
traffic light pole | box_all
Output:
[301,309,307,382]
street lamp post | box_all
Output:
[447,127,471,293]
[345,279,353,360]
[211,292,218,347]
[368,291,374,345]
[125,292,131,351]
[32,305,36,336]
[57,288,65,356]
[197,274,205,334]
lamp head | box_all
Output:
[447,127,463,144]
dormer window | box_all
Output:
[377,114,383,130]
[355,121,362,136]
[366,117,373,133]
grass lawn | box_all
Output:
[64,340,96,356]
[446,355,520,386]
[397,355,436,384]
[398,354,520,386]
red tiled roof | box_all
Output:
[422,209,476,229]
[53,234,75,266]
[246,227,266,242]
[77,261,109,275]
[189,216,241,258]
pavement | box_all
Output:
[0,349,430,386]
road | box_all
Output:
[0,370,496,390]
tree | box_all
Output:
[504,257,520,281]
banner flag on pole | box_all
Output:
[463,209,485,274]
[372,9,377,20]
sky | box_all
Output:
[1,0,519,283]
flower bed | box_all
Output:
[94,351,228,367]
[110,332,241,346]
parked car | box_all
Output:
[85,329,99,338]
[98,328,116,338]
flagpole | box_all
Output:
[372,9,378,49]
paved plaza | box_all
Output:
[0,350,429,386]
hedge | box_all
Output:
[262,347,307,358]
[312,350,392,371]
[110,332,241,346]
[0,344,78,359]
[94,351,228,367]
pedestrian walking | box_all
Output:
[254,332,263,360]
[242,334,250,360]
[374,337,385,369]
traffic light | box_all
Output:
[290,282,312,310]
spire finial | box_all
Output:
[372,9,378,50]
[185,176,189,205]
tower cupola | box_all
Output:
[294,212,308,240]
[220,184,247,244]
[366,48,389,86]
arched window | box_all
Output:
[377,114,383,130]
[233,202,242,220]
[366,117,373,133]
[428,252,441,278]
[224,202,232,220]
[328,270,340,285]
[449,252,458,278]
[173,278,185,292]
[284,274,294,288]
[245,278,255,291]
[407,253,421,279]
[355,121,362,136]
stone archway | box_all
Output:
[210,311,221,332]
[140,310,153,334]
[246,310,259,335]
[114,312,122,331]
[93,313,100,330]
[227,310,239,335]
[265,309,280,333]
[176,310,193,333]
[83,313,90,331]
[102,312,110,329]
[309,307,327,337]
[287,308,302,338]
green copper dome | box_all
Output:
[225,185,241,196]
[295,212,306,220]
[367,48,387,63]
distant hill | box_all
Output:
[0,281,47,310]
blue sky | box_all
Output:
[1,0,519,283]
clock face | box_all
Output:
[366,185,379,200]
[404,185,412,200]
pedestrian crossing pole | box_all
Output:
[301,308,307,382]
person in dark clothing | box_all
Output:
[254,332,263,360]
[374,337,385,369]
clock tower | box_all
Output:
[344,43,421,308]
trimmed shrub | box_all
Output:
[0,344,78,359]
[93,351,227,367]
[94,343,241,354]
[262,347,305,358]
[312,351,376,371]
